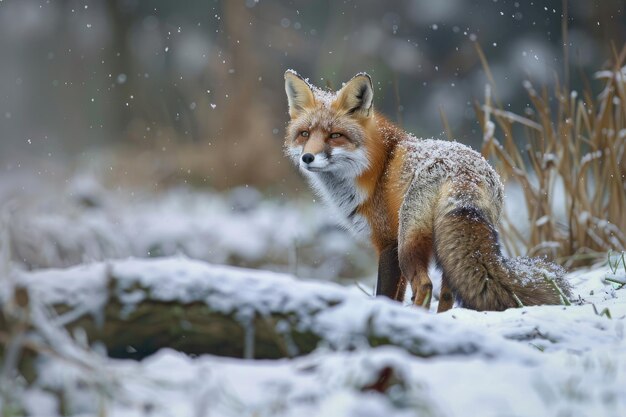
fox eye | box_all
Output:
[300,131,310,138]
[329,132,342,139]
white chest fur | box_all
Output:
[303,170,371,238]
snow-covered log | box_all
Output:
[3,258,626,416]
[8,257,538,361]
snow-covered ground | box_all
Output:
[10,255,626,417]
[2,181,625,416]
[2,177,374,281]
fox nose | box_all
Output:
[301,153,315,164]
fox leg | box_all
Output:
[409,264,432,309]
[398,230,433,310]
[398,175,441,310]
[437,274,455,313]
[376,243,406,301]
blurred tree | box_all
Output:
[0,0,623,190]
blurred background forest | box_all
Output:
[1,0,624,194]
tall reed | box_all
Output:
[476,46,626,268]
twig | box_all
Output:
[592,304,612,319]
[543,274,571,306]
[355,280,374,297]
[605,277,626,289]
[439,106,453,140]
[512,292,525,308]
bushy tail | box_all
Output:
[433,205,571,311]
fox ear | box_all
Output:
[335,73,373,117]
[285,70,315,118]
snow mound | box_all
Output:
[5,186,374,280]
[11,256,626,416]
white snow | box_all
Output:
[10,255,626,417]
[17,257,538,359]
[5,185,374,280]
[3,178,626,416]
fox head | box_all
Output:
[283,70,374,177]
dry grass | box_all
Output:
[476,45,626,268]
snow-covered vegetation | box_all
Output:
[3,179,373,281]
[3,252,626,416]
[479,62,626,264]
[2,178,626,416]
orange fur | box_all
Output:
[354,115,408,252]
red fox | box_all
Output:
[283,70,571,312]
